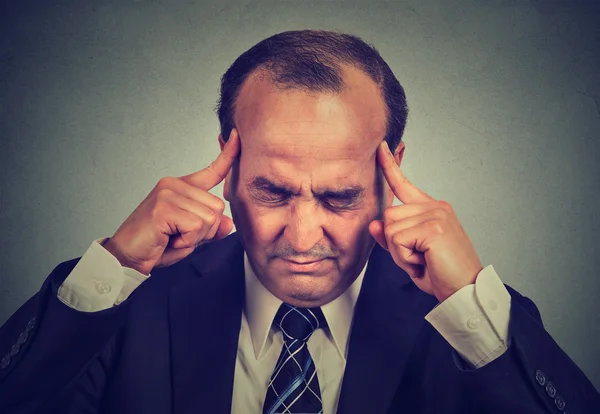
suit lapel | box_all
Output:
[168,233,437,414]
[169,233,245,414]
[337,244,438,414]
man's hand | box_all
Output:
[103,128,240,276]
[368,141,484,302]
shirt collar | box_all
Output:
[244,252,368,361]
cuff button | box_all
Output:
[545,381,557,398]
[95,281,112,294]
[467,316,482,329]
[17,330,29,346]
[554,395,565,411]
[26,317,36,331]
[1,354,10,369]
[535,369,546,386]
[9,344,20,357]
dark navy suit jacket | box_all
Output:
[0,232,599,413]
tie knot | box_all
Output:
[273,303,327,342]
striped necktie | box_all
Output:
[262,303,327,414]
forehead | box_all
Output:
[233,65,388,187]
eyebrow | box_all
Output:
[248,176,365,200]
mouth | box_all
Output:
[281,258,328,272]
[285,259,324,264]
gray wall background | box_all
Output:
[1,0,599,390]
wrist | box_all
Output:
[102,237,145,274]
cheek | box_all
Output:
[327,212,374,249]
[231,195,286,243]
[251,211,287,243]
[329,196,382,250]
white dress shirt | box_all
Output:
[57,237,512,413]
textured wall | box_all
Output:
[1,0,599,389]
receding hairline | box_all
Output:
[231,63,388,133]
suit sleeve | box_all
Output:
[0,256,131,414]
[57,237,149,311]
[425,265,511,368]
[453,286,600,413]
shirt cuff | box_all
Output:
[57,237,150,311]
[424,265,512,368]
[116,266,151,305]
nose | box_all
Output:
[283,200,326,254]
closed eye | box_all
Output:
[318,188,363,209]
[320,197,360,210]
[247,176,364,209]
[251,189,291,203]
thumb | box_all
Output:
[213,215,234,241]
[369,220,388,250]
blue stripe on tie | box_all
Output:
[267,356,313,414]
[272,339,298,375]
[267,373,304,414]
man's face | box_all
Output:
[219,65,404,307]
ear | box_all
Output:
[385,140,406,207]
[217,133,232,202]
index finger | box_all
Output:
[180,128,241,191]
[377,140,434,204]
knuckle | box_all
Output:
[213,198,225,214]
[433,208,447,220]
[193,216,206,231]
[207,222,219,237]
[202,163,227,186]
[205,161,216,172]
[205,162,224,179]
[205,211,218,226]
[391,232,403,245]
[156,176,175,189]
[383,208,394,222]
[383,223,395,238]
[437,200,453,213]
[156,187,174,202]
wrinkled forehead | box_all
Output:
[233,65,387,183]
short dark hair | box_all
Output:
[214,29,409,153]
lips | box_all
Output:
[285,259,324,264]
[281,258,328,272]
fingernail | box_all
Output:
[227,128,236,143]
[383,141,392,155]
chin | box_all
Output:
[278,275,337,306]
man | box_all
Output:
[0,29,598,414]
